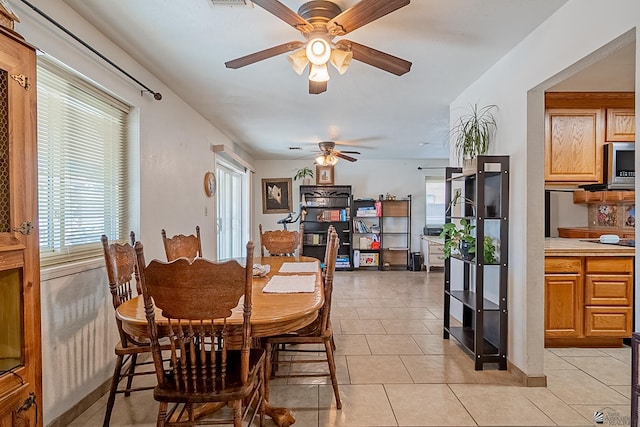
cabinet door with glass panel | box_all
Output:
[0,29,41,426]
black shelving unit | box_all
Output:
[300,185,352,270]
[380,196,412,270]
[352,198,382,269]
[443,156,509,370]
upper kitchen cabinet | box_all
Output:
[544,108,603,183]
[606,108,635,141]
[544,92,635,185]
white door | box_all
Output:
[216,161,249,259]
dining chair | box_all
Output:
[135,240,266,427]
[264,226,342,409]
[101,232,158,427]
[259,224,300,256]
[161,226,203,262]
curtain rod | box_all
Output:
[20,0,162,100]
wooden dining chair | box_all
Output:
[161,226,203,262]
[101,232,158,427]
[135,240,266,427]
[264,227,342,409]
[259,224,300,256]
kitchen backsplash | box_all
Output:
[588,203,635,229]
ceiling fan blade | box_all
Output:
[336,39,411,76]
[339,150,361,154]
[336,152,358,162]
[225,41,303,69]
[309,79,327,95]
[327,0,410,36]
[251,0,314,33]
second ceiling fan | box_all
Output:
[225,0,412,94]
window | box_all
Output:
[37,58,131,266]
[425,176,445,229]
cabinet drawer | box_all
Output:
[545,257,581,273]
[584,307,632,337]
[585,257,633,274]
[585,274,632,306]
[428,243,444,255]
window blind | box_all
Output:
[37,58,130,266]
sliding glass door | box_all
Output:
[216,160,249,259]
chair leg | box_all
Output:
[324,337,342,410]
[124,353,137,397]
[157,402,168,427]
[103,353,124,427]
[233,400,242,427]
[264,342,272,402]
[259,359,266,427]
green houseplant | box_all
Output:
[451,103,497,164]
[294,166,314,185]
[440,220,498,263]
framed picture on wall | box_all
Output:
[262,178,292,214]
[316,165,334,185]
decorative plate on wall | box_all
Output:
[204,171,216,197]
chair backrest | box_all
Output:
[319,227,339,334]
[161,226,203,262]
[135,241,255,389]
[101,231,140,346]
[259,224,300,256]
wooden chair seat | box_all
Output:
[259,224,299,256]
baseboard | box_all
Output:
[47,379,111,427]
[508,360,547,387]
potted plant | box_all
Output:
[451,103,497,168]
[441,221,499,264]
[294,166,314,185]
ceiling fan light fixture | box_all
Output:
[288,49,309,75]
[315,154,338,166]
[306,37,331,65]
[329,49,352,75]
[309,63,330,82]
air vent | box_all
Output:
[210,0,250,6]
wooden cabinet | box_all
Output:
[606,108,635,141]
[545,255,633,346]
[0,28,41,426]
[544,108,604,183]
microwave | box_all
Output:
[605,142,635,190]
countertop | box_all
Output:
[545,238,635,257]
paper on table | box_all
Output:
[278,262,319,273]
[262,275,316,293]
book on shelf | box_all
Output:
[358,252,379,266]
[336,254,350,268]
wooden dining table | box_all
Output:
[115,255,324,427]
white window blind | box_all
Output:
[37,58,131,266]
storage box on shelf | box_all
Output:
[300,185,352,270]
[352,198,381,269]
[443,156,509,370]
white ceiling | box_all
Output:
[62,0,627,162]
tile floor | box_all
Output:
[69,270,632,426]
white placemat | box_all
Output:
[278,261,319,273]
[262,274,316,293]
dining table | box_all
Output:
[115,255,324,427]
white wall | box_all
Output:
[253,159,449,252]
[450,0,639,377]
[13,1,247,424]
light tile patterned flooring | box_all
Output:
[70,270,632,426]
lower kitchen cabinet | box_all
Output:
[545,255,633,347]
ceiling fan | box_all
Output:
[225,0,412,94]
[314,141,360,165]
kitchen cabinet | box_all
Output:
[557,228,635,239]
[544,108,603,184]
[606,108,635,142]
[544,246,633,346]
